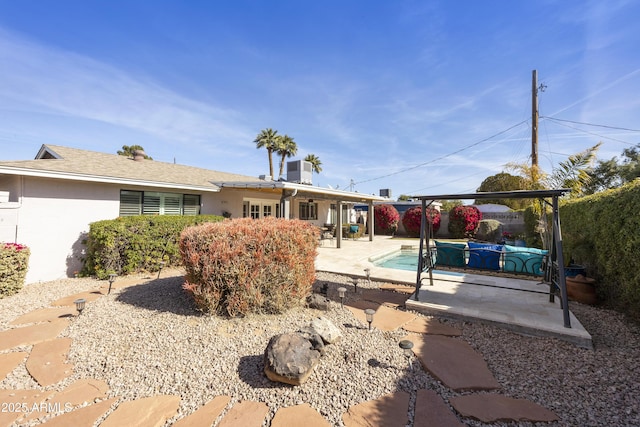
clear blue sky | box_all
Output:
[1,1,639,197]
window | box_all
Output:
[330,204,349,224]
[299,201,318,220]
[119,190,200,216]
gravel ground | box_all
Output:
[1,271,639,426]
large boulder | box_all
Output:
[264,333,322,386]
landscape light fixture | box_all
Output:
[351,277,359,293]
[107,273,117,295]
[337,287,347,308]
[157,261,166,279]
[399,339,414,369]
[364,308,376,330]
[74,298,86,315]
[364,268,371,285]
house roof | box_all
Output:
[0,145,388,202]
[0,145,262,192]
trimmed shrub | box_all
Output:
[83,215,223,279]
[401,206,441,237]
[448,205,482,238]
[374,204,400,235]
[180,217,319,316]
[475,219,502,242]
[0,243,30,298]
[561,181,640,320]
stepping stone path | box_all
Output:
[0,273,560,426]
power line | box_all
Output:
[542,117,637,146]
[541,116,640,133]
[351,119,529,186]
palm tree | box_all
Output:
[304,154,322,174]
[276,135,298,179]
[254,128,279,178]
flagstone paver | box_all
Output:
[49,378,110,406]
[409,334,501,391]
[360,289,408,307]
[347,302,416,331]
[172,395,231,427]
[402,318,462,336]
[271,403,331,427]
[0,351,28,380]
[449,394,560,422]
[26,338,74,387]
[9,307,77,325]
[379,283,415,294]
[0,389,54,427]
[100,395,181,427]
[413,389,464,427]
[50,290,104,307]
[342,391,410,427]
[216,400,269,427]
[0,319,70,351]
[38,397,118,427]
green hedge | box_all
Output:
[560,180,640,320]
[83,215,223,279]
[0,243,30,298]
[180,217,319,316]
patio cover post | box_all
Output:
[368,200,374,241]
[336,201,343,248]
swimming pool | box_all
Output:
[374,252,421,271]
[371,248,465,277]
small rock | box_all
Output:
[309,316,342,344]
[306,294,330,311]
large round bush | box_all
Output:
[402,206,441,237]
[448,205,482,238]
[374,204,400,235]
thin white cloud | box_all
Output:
[0,27,254,154]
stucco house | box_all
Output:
[0,145,384,284]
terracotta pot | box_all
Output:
[566,274,597,305]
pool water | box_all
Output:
[375,253,421,272]
[373,250,465,277]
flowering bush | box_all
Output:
[448,205,482,238]
[374,204,400,235]
[180,217,319,316]
[402,206,441,237]
[1,242,30,298]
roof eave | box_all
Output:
[0,166,221,193]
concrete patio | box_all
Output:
[316,235,593,349]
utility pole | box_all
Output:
[531,70,539,171]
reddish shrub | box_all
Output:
[374,204,400,235]
[448,205,482,238]
[402,206,441,237]
[180,217,319,316]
